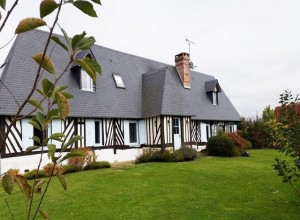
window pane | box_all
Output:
[129,123,137,143]
[95,121,100,144]
[81,70,93,91]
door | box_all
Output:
[173,117,181,150]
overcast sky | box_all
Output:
[1,0,299,118]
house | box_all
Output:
[0,30,240,173]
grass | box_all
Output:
[0,149,299,219]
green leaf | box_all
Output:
[0,0,6,10]
[61,136,82,151]
[32,136,41,145]
[2,174,14,195]
[36,112,46,130]
[47,144,56,160]
[53,86,69,96]
[28,99,44,113]
[55,92,69,120]
[71,31,87,50]
[33,52,56,74]
[39,210,49,220]
[73,1,97,17]
[14,175,32,200]
[58,26,71,51]
[57,173,67,190]
[77,36,95,50]
[25,146,41,153]
[76,59,96,81]
[15,17,46,34]
[40,0,58,18]
[51,36,69,52]
[36,88,45,96]
[28,120,41,131]
[60,150,84,162]
[49,133,65,140]
[47,108,60,120]
[42,78,54,97]
[60,91,74,99]
[91,0,101,5]
[84,58,101,74]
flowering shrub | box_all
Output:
[225,132,249,152]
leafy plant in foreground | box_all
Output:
[273,90,300,197]
[0,0,102,219]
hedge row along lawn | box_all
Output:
[0,149,299,219]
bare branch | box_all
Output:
[0,0,20,33]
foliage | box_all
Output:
[262,105,275,122]
[43,163,64,177]
[225,132,249,152]
[6,169,20,177]
[0,1,102,219]
[135,147,198,164]
[23,169,46,180]
[62,164,82,174]
[273,90,300,197]
[206,134,236,157]
[239,117,267,149]
[176,147,197,161]
[67,147,94,169]
[84,161,111,170]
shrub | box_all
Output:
[225,132,249,152]
[67,147,94,169]
[24,169,46,180]
[135,148,158,164]
[176,147,197,161]
[43,163,64,176]
[207,135,236,157]
[6,169,20,177]
[62,164,82,174]
[84,161,111,170]
[171,150,184,162]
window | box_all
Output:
[95,121,101,144]
[112,73,125,88]
[81,70,94,91]
[129,122,137,143]
[173,118,180,134]
[212,92,218,105]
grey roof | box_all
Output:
[205,79,220,92]
[0,29,240,121]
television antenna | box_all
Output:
[186,38,196,69]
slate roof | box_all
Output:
[0,29,240,121]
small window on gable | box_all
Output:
[81,69,95,91]
[112,73,125,88]
[212,91,218,105]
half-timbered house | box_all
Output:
[0,30,240,172]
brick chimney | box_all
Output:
[175,52,191,89]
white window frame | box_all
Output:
[129,121,138,144]
[81,69,94,91]
[112,73,125,88]
[94,120,102,146]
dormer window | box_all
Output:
[81,69,94,91]
[205,79,221,105]
[112,73,125,88]
[212,91,218,105]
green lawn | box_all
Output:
[1,149,299,219]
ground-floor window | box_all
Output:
[95,121,101,144]
[129,122,137,143]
